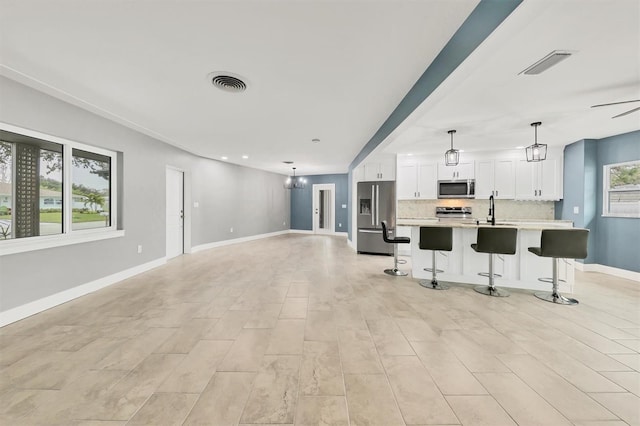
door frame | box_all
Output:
[166,165,191,257]
[312,183,336,235]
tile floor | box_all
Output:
[1,234,639,425]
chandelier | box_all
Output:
[284,167,306,189]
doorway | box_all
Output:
[166,167,184,259]
[312,184,335,234]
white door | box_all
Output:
[312,184,335,234]
[166,167,184,259]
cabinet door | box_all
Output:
[364,163,380,181]
[379,160,395,180]
[494,159,515,199]
[416,163,437,199]
[437,162,456,180]
[475,160,494,198]
[538,159,559,200]
[396,164,417,199]
[457,162,475,180]
[515,160,536,199]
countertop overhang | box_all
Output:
[397,218,573,231]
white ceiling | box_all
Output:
[0,0,480,176]
[380,0,640,159]
[1,1,638,176]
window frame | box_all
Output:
[0,122,124,256]
[602,159,640,219]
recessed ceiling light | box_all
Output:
[407,153,413,156]
[515,146,525,149]
[311,138,320,143]
[221,156,228,160]
[242,155,249,159]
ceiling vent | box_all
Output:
[208,72,247,93]
[519,50,573,75]
[282,161,294,164]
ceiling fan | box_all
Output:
[591,99,640,118]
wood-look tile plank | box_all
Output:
[344,374,405,426]
[126,392,198,426]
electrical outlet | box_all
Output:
[193,201,199,208]
[573,206,580,214]
[137,245,143,254]
[283,221,286,226]
[230,227,233,233]
[339,223,342,227]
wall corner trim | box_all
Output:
[0,257,167,327]
[575,262,640,282]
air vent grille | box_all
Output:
[520,50,572,75]
[210,74,247,93]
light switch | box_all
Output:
[342,204,347,209]
[193,201,199,208]
[573,206,580,214]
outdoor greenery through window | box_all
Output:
[0,126,117,243]
[603,160,640,218]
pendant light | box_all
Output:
[525,122,547,162]
[284,167,306,189]
[444,129,459,166]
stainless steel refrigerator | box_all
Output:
[357,181,396,255]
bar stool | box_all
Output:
[528,228,589,305]
[418,226,453,290]
[381,220,411,276]
[471,227,518,297]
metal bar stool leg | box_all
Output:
[474,253,509,297]
[419,250,449,290]
[385,243,408,276]
[535,258,578,305]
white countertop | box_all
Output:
[397,218,573,230]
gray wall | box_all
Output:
[290,174,348,232]
[558,131,640,272]
[0,76,290,312]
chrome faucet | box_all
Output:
[488,195,496,226]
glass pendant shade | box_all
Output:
[284,167,306,189]
[444,129,459,166]
[526,122,547,162]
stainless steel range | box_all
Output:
[435,206,473,220]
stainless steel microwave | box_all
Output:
[437,179,475,199]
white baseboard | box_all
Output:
[191,230,290,253]
[576,262,640,282]
[347,238,355,250]
[289,230,348,237]
[0,257,167,327]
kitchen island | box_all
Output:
[396,218,576,292]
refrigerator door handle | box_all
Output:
[371,186,375,226]
[358,229,382,234]
[376,185,380,226]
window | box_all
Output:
[0,123,122,254]
[603,160,640,218]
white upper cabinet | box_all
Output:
[437,161,474,180]
[475,159,516,199]
[396,157,437,200]
[515,156,562,200]
[363,158,395,181]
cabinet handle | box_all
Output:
[418,191,420,197]
[539,189,542,196]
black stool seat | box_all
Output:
[381,221,410,276]
[418,226,453,290]
[528,228,588,305]
[472,227,518,297]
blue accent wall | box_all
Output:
[291,174,348,232]
[558,131,640,272]
[345,0,523,240]
[594,131,640,272]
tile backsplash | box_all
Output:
[398,199,556,221]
